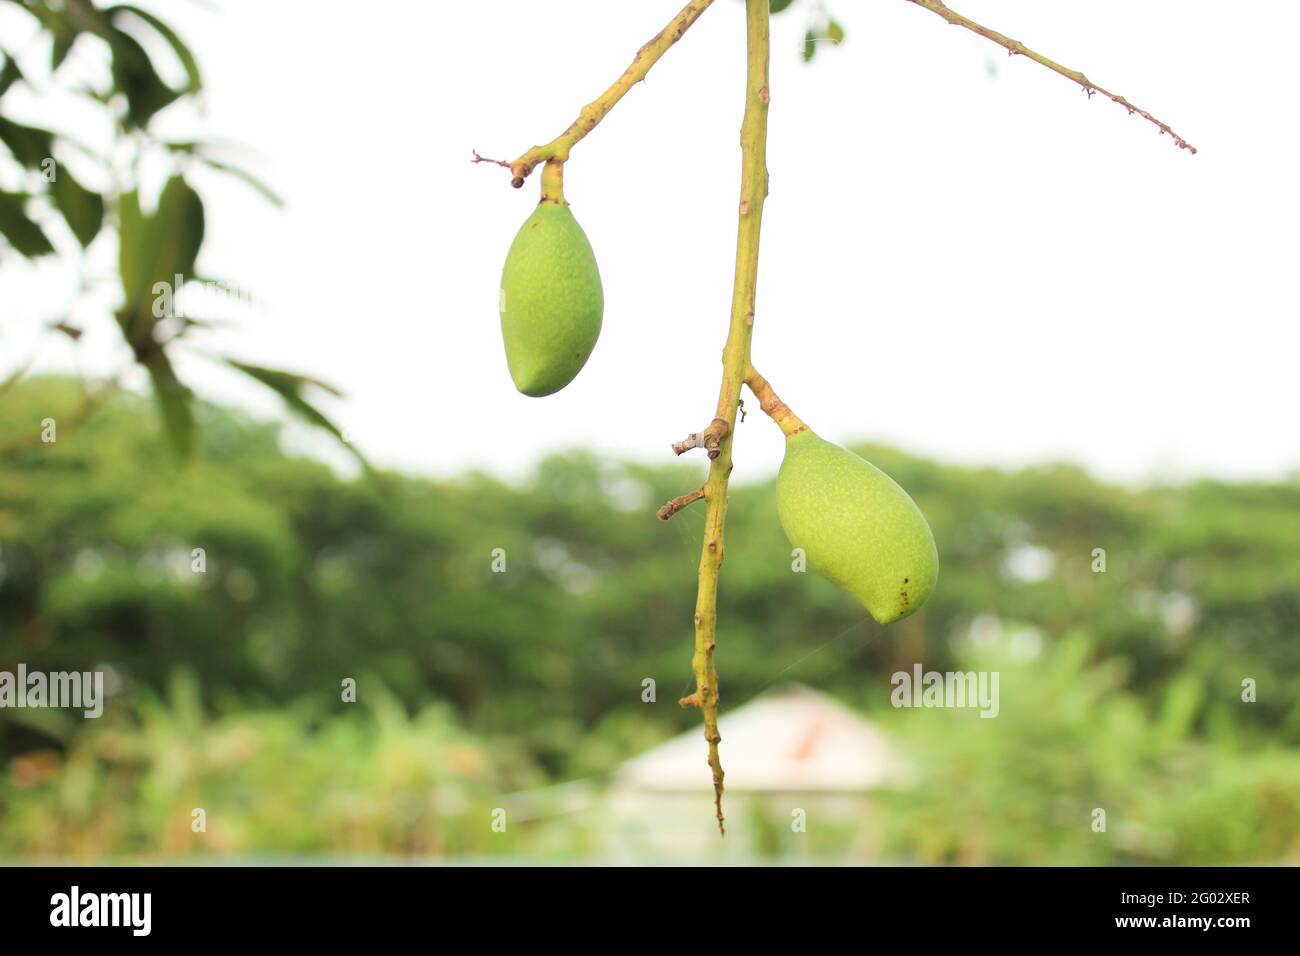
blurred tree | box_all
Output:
[0,0,348,458]
[1,379,1297,860]
[2,379,1297,763]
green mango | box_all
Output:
[499,203,603,397]
[777,429,938,623]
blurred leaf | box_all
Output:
[196,156,284,207]
[118,175,205,311]
[49,165,104,246]
[160,141,283,205]
[770,0,797,13]
[105,26,181,127]
[827,18,846,45]
[225,360,365,465]
[142,348,194,459]
[30,0,113,70]
[1157,673,1204,746]
[107,5,202,94]
[163,137,248,154]
[154,174,205,278]
[0,116,54,167]
[117,189,150,305]
[0,356,32,396]
[0,190,54,256]
[802,29,816,63]
[0,48,23,96]
[51,30,78,70]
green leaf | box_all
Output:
[160,141,283,207]
[0,355,32,396]
[117,190,152,307]
[153,174,205,279]
[162,138,249,154]
[142,348,195,459]
[827,19,846,45]
[196,157,284,208]
[49,0,117,71]
[0,190,54,257]
[802,29,816,63]
[107,5,202,94]
[51,31,78,71]
[117,175,205,311]
[106,26,181,127]
[770,0,797,13]
[50,165,104,246]
[0,116,54,168]
[0,48,24,97]
[225,360,362,462]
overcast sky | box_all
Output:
[2,0,1297,486]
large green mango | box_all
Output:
[777,430,938,623]
[498,203,603,397]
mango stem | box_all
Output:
[539,161,566,205]
[744,363,807,439]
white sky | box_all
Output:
[2,0,1297,485]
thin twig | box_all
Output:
[904,0,1196,154]
[484,1,718,189]
[470,150,510,168]
[658,486,707,521]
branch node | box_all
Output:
[671,417,730,458]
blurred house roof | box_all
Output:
[613,683,914,794]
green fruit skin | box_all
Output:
[777,430,938,624]
[499,204,603,397]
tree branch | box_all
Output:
[680,0,770,838]
[903,0,1196,154]
[490,0,717,190]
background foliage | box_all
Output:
[1,379,1297,862]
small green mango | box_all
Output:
[777,429,938,624]
[499,203,603,397]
